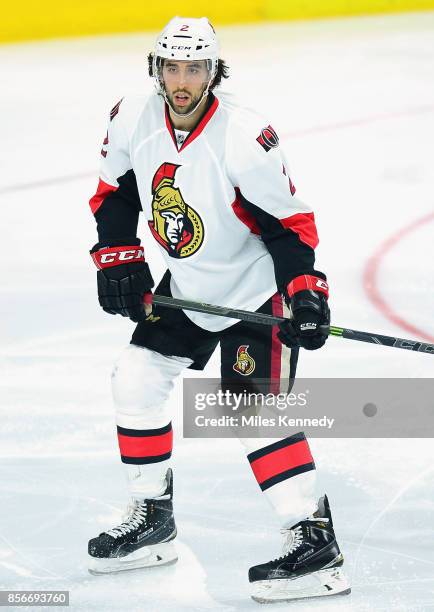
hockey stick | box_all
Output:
[151,295,434,355]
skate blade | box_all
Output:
[251,566,351,603]
[88,541,178,575]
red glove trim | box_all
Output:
[286,275,329,299]
[91,245,145,270]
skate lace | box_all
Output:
[280,525,304,556]
[106,501,148,538]
[277,517,330,559]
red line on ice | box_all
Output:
[362,211,434,344]
[281,104,434,139]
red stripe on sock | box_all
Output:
[117,429,173,458]
[250,439,313,485]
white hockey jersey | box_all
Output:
[90,91,319,331]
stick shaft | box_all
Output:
[152,295,284,326]
[329,325,434,354]
[152,295,434,355]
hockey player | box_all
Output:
[87,16,350,602]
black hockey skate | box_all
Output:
[88,468,177,574]
[249,495,351,603]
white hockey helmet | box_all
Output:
[152,17,220,116]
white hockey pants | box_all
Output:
[112,344,317,523]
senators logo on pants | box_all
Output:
[148,163,204,258]
[233,345,256,376]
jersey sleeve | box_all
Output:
[226,110,325,290]
[89,98,142,247]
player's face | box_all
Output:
[162,60,210,115]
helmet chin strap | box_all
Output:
[163,79,212,120]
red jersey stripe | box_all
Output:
[279,212,319,249]
[180,96,219,151]
[270,293,283,394]
[89,178,118,215]
[231,188,261,235]
[164,96,219,153]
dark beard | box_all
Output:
[167,90,204,115]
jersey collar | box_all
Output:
[164,93,219,153]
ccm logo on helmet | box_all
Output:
[256,125,279,152]
[171,45,192,50]
[92,247,145,270]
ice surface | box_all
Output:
[1,12,434,611]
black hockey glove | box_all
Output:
[90,243,154,323]
[278,275,330,351]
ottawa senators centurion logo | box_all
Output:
[233,345,256,376]
[148,163,204,258]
